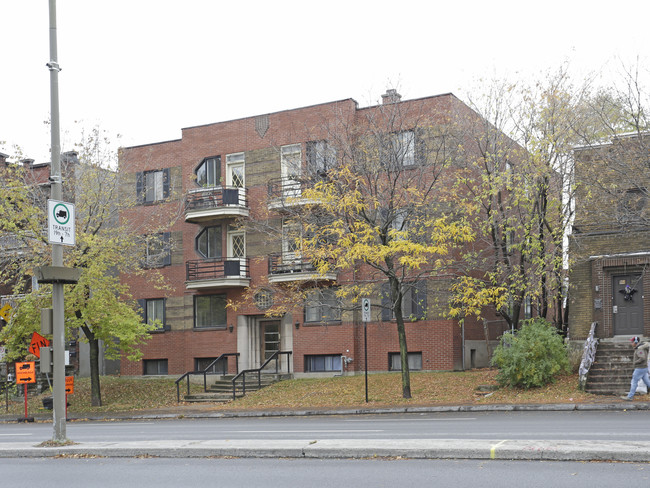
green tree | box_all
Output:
[0,128,176,406]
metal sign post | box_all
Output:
[361,298,370,403]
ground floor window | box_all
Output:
[143,359,168,375]
[194,294,227,329]
[305,354,342,372]
[388,352,422,371]
[195,357,228,374]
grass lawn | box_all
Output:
[1,369,609,417]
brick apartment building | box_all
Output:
[569,133,650,341]
[118,91,510,378]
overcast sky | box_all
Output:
[1,0,649,163]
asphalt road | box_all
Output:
[0,410,645,443]
[3,457,650,488]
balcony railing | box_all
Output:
[267,253,336,283]
[185,186,249,222]
[186,258,250,289]
[267,176,325,209]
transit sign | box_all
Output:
[65,376,74,394]
[15,361,36,384]
[48,200,75,246]
[361,298,371,323]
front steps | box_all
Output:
[585,342,636,396]
[183,373,291,403]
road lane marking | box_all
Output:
[0,433,32,436]
[344,418,477,422]
[490,439,508,459]
[224,430,384,433]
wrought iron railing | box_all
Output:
[175,353,240,402]
[185,186,248,212]
[231,351,292,400]
[186,257,250,281]
[268,253,317,275]
[578,322,598,390]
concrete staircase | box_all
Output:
[585,342,636,396]
[183,373,291,403]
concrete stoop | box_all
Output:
[183,373,291,403]
[585,342,635,396]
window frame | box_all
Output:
[388,352,422,371]
[305,354,342,372]
[137,168,170,204]
[140,298,167,332]
[196,225,222,259]
[194,294,227,329]
[304,287,341,324]
[195,156,221,188]
[143,232,171,268]
[143,359,168,375]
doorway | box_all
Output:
[260,320,281,366]
[612,274,644,336]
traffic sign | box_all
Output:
[48,199,75,246]
[362,298,371,322]
[15,361,36,384]
[0,303,12,322]
[65,376,74,394]
[29,332,50,358]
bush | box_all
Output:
[491,318,570,389]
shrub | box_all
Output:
[491,318,570,389]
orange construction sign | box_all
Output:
[28,332,50,358]
[65,376,74,394]
[15,361,36,384]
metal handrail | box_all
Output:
[175,353,240,402]
[578,322,598,390]
[232,351,292,400]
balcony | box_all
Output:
[186,258,250,289]
[185,187,249,222]
[267,253,337,284]
[267,177,321,210]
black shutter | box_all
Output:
[381,283,391,321]
[136,172,144,204]
[162,232,171,266]
[162,168,170,198]
[137,299,146,322]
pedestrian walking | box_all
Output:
[621,336,650,401]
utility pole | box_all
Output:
[48,0,66,442]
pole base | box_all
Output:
[17,417,35,423]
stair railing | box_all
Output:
[578,322,598,390]
[175,353,240,402]
[232,351,292,400]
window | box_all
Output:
[137,168,170,203]
[196,226,222,259]
[281,144,302,197]
[388,352,422,371]
[194,294,227,329]
[618,188,647,223]
[306,140,336,176]
[196,156,221,188]
[282,221,301,260]
[143,359,168,375]
[226,153,245,188]
[305,354,342,372]
[195,357,228,374]
[140,298,166,331]
[393,130,415,166]
[143,233,171,267]
[381,281,427,321]
[305,288,341,323]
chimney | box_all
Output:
[381,89,402,104]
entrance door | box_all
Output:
[613,274,644,335]
[260,320,281,366]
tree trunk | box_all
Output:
[80,323,102,406]
[391,277,411,399]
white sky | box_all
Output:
[1,0,649,162]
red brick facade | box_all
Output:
[119,93,497,377]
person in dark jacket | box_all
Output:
[621,336,650,401]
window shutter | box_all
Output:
[137,299,145,321]
[412,281,427,319]
[162,232,171,266]
[162,168,171,198]
[381,283,391,321]
[136,172,144,204]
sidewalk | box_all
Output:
[2,399,650,462]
